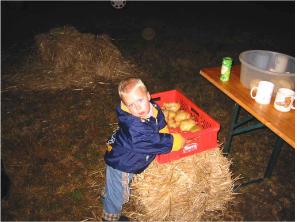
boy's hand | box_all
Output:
[180,136,186,148]
[171,133,186,151]
[175,135,186,151]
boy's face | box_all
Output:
[123,87,151,118]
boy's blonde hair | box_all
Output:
[118,77,147,100]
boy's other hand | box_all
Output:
[180,136,186,149]
[171,133,186,151]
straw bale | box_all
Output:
[4,26,144,91]
[126,147,235,221]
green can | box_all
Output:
[220,57,233,82]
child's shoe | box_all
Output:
[118,215,129,221]
[102,215,129,221]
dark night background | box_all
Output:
[1,1,295,221]
[2,1,295,57]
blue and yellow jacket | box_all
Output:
[104,100,184,174]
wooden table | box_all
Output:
[200,65,295,188]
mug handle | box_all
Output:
[291,96,295,110]
[250,87,258,99]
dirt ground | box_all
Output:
[1,2,295,221]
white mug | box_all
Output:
[274,88,295,112]
[250,81,275,105]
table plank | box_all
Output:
[200,65,295,148]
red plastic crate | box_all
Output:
[151,89,220,164]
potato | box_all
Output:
[168,110,177,120]
[175,110,191,122]
[163,102,181,112]
[179,119,197,132]
[190,125,203,132]
[167,118,180,129]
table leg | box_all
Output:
[264,137,284,178]
[234,134,284,191]
[223,103,240,154]
[223,103,265,155]
[223,103,285,191]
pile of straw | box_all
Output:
[127,148,235,221]
[4,26,143,91]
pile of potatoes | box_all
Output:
[162,102,202,132]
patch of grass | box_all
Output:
[49,202,60,211]
[69,189,83,202]
[75,153,85,161]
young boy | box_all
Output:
[102,77,185,221]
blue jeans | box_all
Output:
[102,165,134,221]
